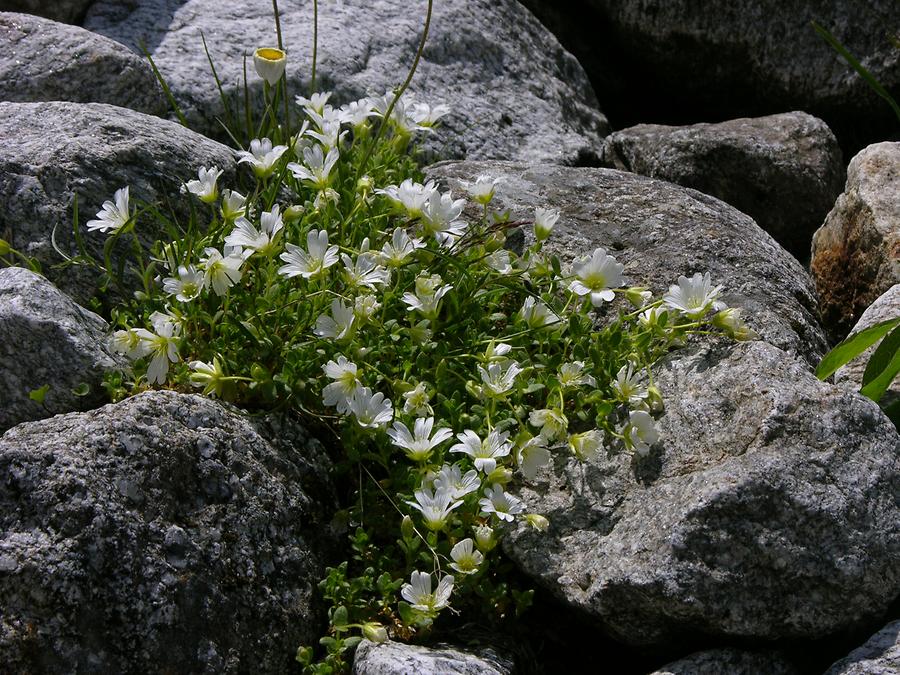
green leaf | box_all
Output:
[881,398,900,429]
[331,605,349,629]
[71,382,91,397]
[861,324,900,402]
[29,384,50,404]
[816,317,900,380]
[397,601,416,625]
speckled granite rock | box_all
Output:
[0,13,165,114]
[811,142,900,338]
[0,101,236,303]
[649,648,798,675]
[0,390,337,673]
[0,267,126,432]
[353,640,514,675]
[824,620,900,674]
[426,160,828,366]
[0,0,92,24]
[504,340,900,645]
[834,283,900,406]
[599,112,844,260]
[83,0,608,164]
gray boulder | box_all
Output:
[834,283,900,406]
[0,101,236,303]
[650,648,798,675]
[0,267,126,432]
[426,160,828,366]
[811,142,900,337]
[504,340,900,645]
[0,390,337,673]
[599,112,844,260]
[0,0,91,24]
[0,12,165,115]
[824,620,900,674]
[353,639,514,675]
[83,0,608,164]
[518,0,900,152]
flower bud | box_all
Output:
[401,515,416,541]
[484,230,506,253]
[646,385,665,413]
[362,622,389,644]
[525,513,549,532]
[486,466,513,485]
[712,308,759,341]
[253,47,287,86]
[357,175,374,194]
[283,204,305,223]
[474,524,496,552]
[625,286,652,308]
[533,207,559,242]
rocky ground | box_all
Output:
[0,1,898,673]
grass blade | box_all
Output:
[816,317,900,380]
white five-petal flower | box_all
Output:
[400,571,454,614]
[479,484,525,522]
[449,538,484,575]
[406,485,463,531]
[477,361,523,397]
[663,272,724,319]
[278,229,339,279]
[348,386,393,429]
[200,247,244,296]
[387,417,453,462]
[433,463,481,500]
[622,410,660,456]
[314,298,355,340]
[568,248,624,306]
[182,166,222,203]
[234,138,288,178]
[322,355,362,414]
[86,186,131,233]
[450,429,513,474]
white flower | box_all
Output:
[354,294,381,322]
[288,145,340,190]
[224,205,284,256]
[322,355,362,414]
[339,98,376,128]
[568,430,604,461]
[253,47,286,85]
[533,207,559,242]
[516,436,551,480]
[136,320,179,385]
[663,272,724,319]
[558,361,596,389]
[182,166,222,203]
[485,250,512,274]
[713,307,758,340]
[342,252,390,290]
[622,410,660,456]
[86,186,130,233]
[402,382,432,416]
[401,571,454,614]
[433,464,480,500]
[314,298,355,340]
[307,119,347,151]
[406,486,462,531]
[235,138,288,178]
[482,342,512,362]
[296,91,332,116]
[449,538,483,575]
[402,274,453,319]
[278,229,339,279]
[568,248,624,306]
[461,174,503,205]
[188,357,225,397]
[379,227,425,266]
[477,361,523,397]
[220,189,246,222]
[450,429,512,474]
[111,328,150,359]
[420,190,467,247]
[348,386,393,429]
[162,265,206,302]
[639,305,667,328]
[528,408,568,442]
[409,101,451,128]
[376,179,437,218]
[479,484,525,522]
[387,417,453,462]
[612,362,648,406]
[518,296,560,328]
[200,248,243,296]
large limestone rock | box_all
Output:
[811,142,900,337]
[427,160,828,366]
[83,0,608,164]
[824,620,900,674]
[517,0,900,152]
[0,391,337,672]
[0,267,125,432]
[0,0,91,24]
[0,101,236,303]
[353,640,514,675]
[504,340,900,645]
[650,648,798,675]
[834,283,900,406]
[0,13,165,115]
[599,112,844,260]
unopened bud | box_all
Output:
[362,622,388,644]
[283,204,305,222]
[486,466,513,485]
[525,513,549,532]
[401,515,415,541]
[474,524,496,552]
[625,286,652,308]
